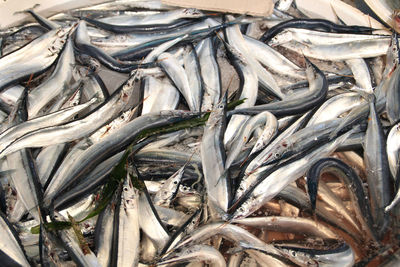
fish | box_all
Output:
[364,95,391,239]
[0,3,399,266]
[0,26,73,91]
[0,211,30,266]
[201,95,230,214]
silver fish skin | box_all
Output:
[36,143,67,186]
[138,192,169,251]
[234,241,316,266]
[245,250,288,267]
[307,92,364,126]
[183,45,203,111]
[224,16,283,99]
[196,38,221,111]
[232,216,337,239]
[155,205,190,227]
[135,148,202,166]
[144,34,187,63]
[113,175,140,267]
[259,119,342,167]
[27,38,75,118]
[35,90,87,187]
[153,165,185,207]
[0,98,97,155]
[7,149,41,222]
[385,178,400,212]
[345,58,373,93]
[234,165,270,203]
[163,208,202,253]
[201,96,230,214]
[159,245,226,267]
[245,111,310,175]
[276,242,355,267]
[140,233,158,263]
[379,32,399,84]
[232,129,353,219]
[0,211,30,266]
[225,111,276,169]
[364,97,390,237]
[0,85,25,116]
[247,112,278,158]
[53,152,124,209]
[95,20,210,49]
[0,73,139,158]
[223,41,258,147]
[276,184,363,238]
[141,76,179,115]
[227,252,243,267]
[99,8,203,25]
[142,127,202,150]
[317,181,362,234]
[94,190,118,267]
[328,96,385,140]
[8,196,28,223]
[269,28,389,47]
[81,74,108,112]
[58,194,96,222]
[231,57,327,117]
[244,35,305,80]
[174,222,283,258]
[144,180,163,194]
[158,52,200,111]
[385,66,400,124]
[44,110,197,206]
[44,107,136,205]
[281,37,390,60]
[55,214,101,267]
[44,82,83,115]
[0,26,73,91]
[387,122,400,179]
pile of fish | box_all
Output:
[1,0,400,266]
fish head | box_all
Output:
[269,30,292,46]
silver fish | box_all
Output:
[112,175,140,267]
[196,38,221,111]
[27,38,75,118]
[158,52,200,111]
[0,211,30,266]
[0,26,73,91]
[159,244,226,267]
[153,165,185,207]
[201,96,230,214]
[232,129,354,219]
